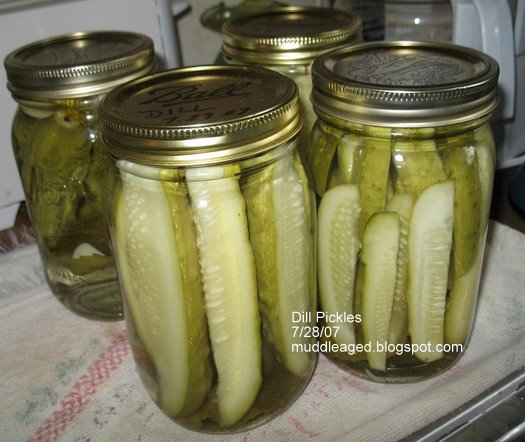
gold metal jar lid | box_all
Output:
[4,31,155,100]
[221,6,363,66]
[100,65,302,167]
[311,40,500,127]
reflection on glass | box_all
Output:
[200,0,287,32]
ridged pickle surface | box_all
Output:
[312,121,494,379]
[110,151,315,430]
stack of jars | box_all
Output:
[4,5,499,435]
[216,6,499,383]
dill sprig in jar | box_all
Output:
[4,31,156,320]
[308,41,499,382]
[100,65,316,432]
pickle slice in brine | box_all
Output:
[347,126,389,321]
[318,184,361,346]
[162,179,214,415]
[474,124,496,221]
[385,193,415,346]
[307,119,343,196]
[77,139,111,225]
[114,165,212,417]
[392,138,446,196]
[408,181,454,363]
[444,236,485,345]
[440,135,482,277]
[22,115,90,247]
[243,151,313,378]
[337,134,360,185]
[354,137,391,234]
[444,126,493,345]
[12,111,38,168]
[361,212,400,371]
[187,166,262,427]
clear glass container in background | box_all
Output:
[220,6,363,157]
[308,41,499,382]
[322,0,385,41]
[384,0,453,42]
[100,65,317,432]
[4,31,156,320]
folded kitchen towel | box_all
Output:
[0,220,524,442]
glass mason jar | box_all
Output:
[385,0,453,42]
[100,65,317,432]
[4,31,155,320]
[308,41,499,382]
[220,6,363,157]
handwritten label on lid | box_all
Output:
[110,71,292,128]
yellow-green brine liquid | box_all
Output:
[308,41,499,382]
[100,65,316,432]
[5,31,155,320]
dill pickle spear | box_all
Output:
[355,137,391,233]
[385,193,415,346]
[115,164,212,417]
[243,151,313,378]
[78,139,110,222]
[444,125,494,345]
[440,136,482,277]
[12,110,37,171]
[408,180,454,363]
[444,238,485,345]
[23,115,89,247]
[187,166,262,427]
[318,184,361,346]
[337,134,360,184]
[308,119,343,196]
[361,212,400,371]
[162,179,214,415]
[473,124,496,220]
[392,139,446,196]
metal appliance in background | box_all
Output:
[0,0,188,230]
[384,0,525,170]
[452,0,525,170]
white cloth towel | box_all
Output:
[1,221,524,442]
